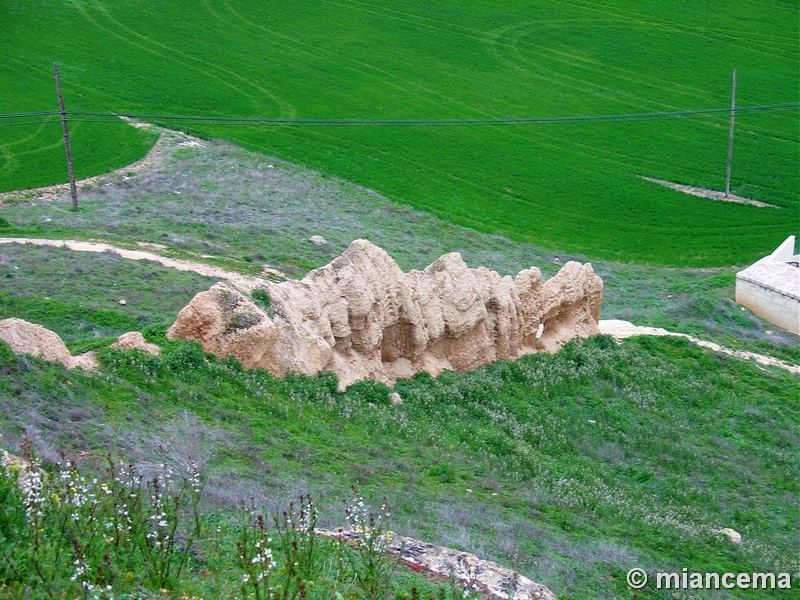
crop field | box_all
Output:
[1,0,797,266]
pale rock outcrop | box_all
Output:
[0,318,159,370]
[70,352,100,370]
[112,331,161,355]
[326,527,556,599]
[1,449,37,493]
[0,317,74,368]
[1,449,30,479]
[718,527,742,544]
[168,240,602,388]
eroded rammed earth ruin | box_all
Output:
[168,240,603,388]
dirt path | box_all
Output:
[599,319,799,375]
[0,237,279,292]
[3,236,797,376]
[0,119,205,205]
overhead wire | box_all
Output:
[0,102,797,128]
[72,102,800,125]
[0,110,61,119]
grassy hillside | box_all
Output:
[3,138,797,364]
[1,0,798,265]
[0,137,798,597]
[1,332,797,598]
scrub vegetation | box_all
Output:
[0,452,467,599]
[0,331,797,598]
[0,140,798,597]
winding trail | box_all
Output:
[0,124,195,205]
[2,236,797,376]
[0,237,284,292]
[599,319,799,375]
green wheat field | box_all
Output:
[1,0,798,266]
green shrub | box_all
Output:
[344,379,392,406]
[283,371,339,403]
[251,288,272,314]
[163,340,210,373]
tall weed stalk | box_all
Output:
[0,440,201,597]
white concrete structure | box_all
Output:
[735,235,800,335]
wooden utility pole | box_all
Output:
[725,68,737,199]
[54,62,78,211]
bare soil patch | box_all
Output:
[641,176,780,208]
[600,319,799,374]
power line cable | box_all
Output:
[0,111,61,119]
[0,102,797,128]
[65,102,799,126]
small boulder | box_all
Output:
[389,392,403,406]
[309,235,327,246]
[718,528,742,544]
[0,325,165,368]
[112,332,161,356]
[0,317,73,367]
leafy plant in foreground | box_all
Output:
[0,441,478,598]
[0,441,201,598]
[237,508,277,600]
[342,488,401,600]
